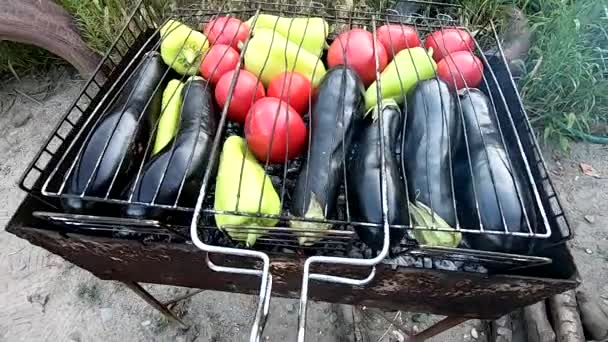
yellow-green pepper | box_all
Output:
[246,14,329,57]
[153,79,184,155]
[365,47,436,110]
[214,136,281,247]
[244,29,326,87]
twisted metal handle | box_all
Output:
[296,14,391,341]
[205,254,272,342]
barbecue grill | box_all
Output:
[6,0,579,341]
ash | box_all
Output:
[384,254,488,274]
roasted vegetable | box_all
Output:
[126,77,217,217]
[401,78,461,246]
[203,17,249,51]
[424,28,474,62]
[327,29,388,86]
[290,66,365,246]
[455,88,537,254]
[376,24,421,60]
[246,14,329,57]
[244,28,326,87]
[214,136,281,247]
[436,51,484,90]
[64,52,166,211]
[347,99,407,251]
[153,79,184,155]
[160,19,209,75]
[365,47,436,110]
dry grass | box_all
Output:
[0,0,174,77]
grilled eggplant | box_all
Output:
[290,66,365,246]
[402,78,460,227]
[126,76,218,217]
[63,51,166,211]
[455,88,537,254]
[347,100,407,251]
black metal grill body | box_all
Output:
[7,197,578,319]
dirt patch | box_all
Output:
[544,143,608,302]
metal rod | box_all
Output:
[204,252,271,342]
[408,316,468,342]
[188,11,273,342]
[122,281,188,329]
[162,289,205,306]
[297,14,390,342]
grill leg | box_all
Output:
[123,281,188,328]
[409,316,469,342]
[162,289,205,307]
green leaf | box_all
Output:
[559,135,570,152]
[566,112,577,129]
[543,125,553,142]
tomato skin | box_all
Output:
[215,70,265,124]
[424,28,474,62]
[267,72,312,115]
[199,44,240,84]
[203,17,249,50]
[327,29,388,86]
[437,51,484,90]
[376,24,421,60]
[245,98,307,163]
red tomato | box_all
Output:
[203,17,249,50]
[245,98,307,163]
[424,28,474,62]
[437,51,484,90]
[215,70,265,124]
[376,24,421,60]
[267,72,312,115]
[199,44,240,84]
[327,29,388,86]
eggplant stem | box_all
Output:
[457,88,469,96]
[369,98,399,121]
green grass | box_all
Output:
[459,0,608,147]
[60,0,141,56]
[520,1,608,147]
[60,0,175,54]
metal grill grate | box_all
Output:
[18,0,571,260]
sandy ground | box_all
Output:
[0,67,606,342]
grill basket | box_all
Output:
[16,0,575,340]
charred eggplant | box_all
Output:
[290,66,365,246]
[63,51,166,211]
[347,100,407,251]
[126,76,218,217]
[402,78,462,247]
[455,88,537,254]
[402,78,460,225]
